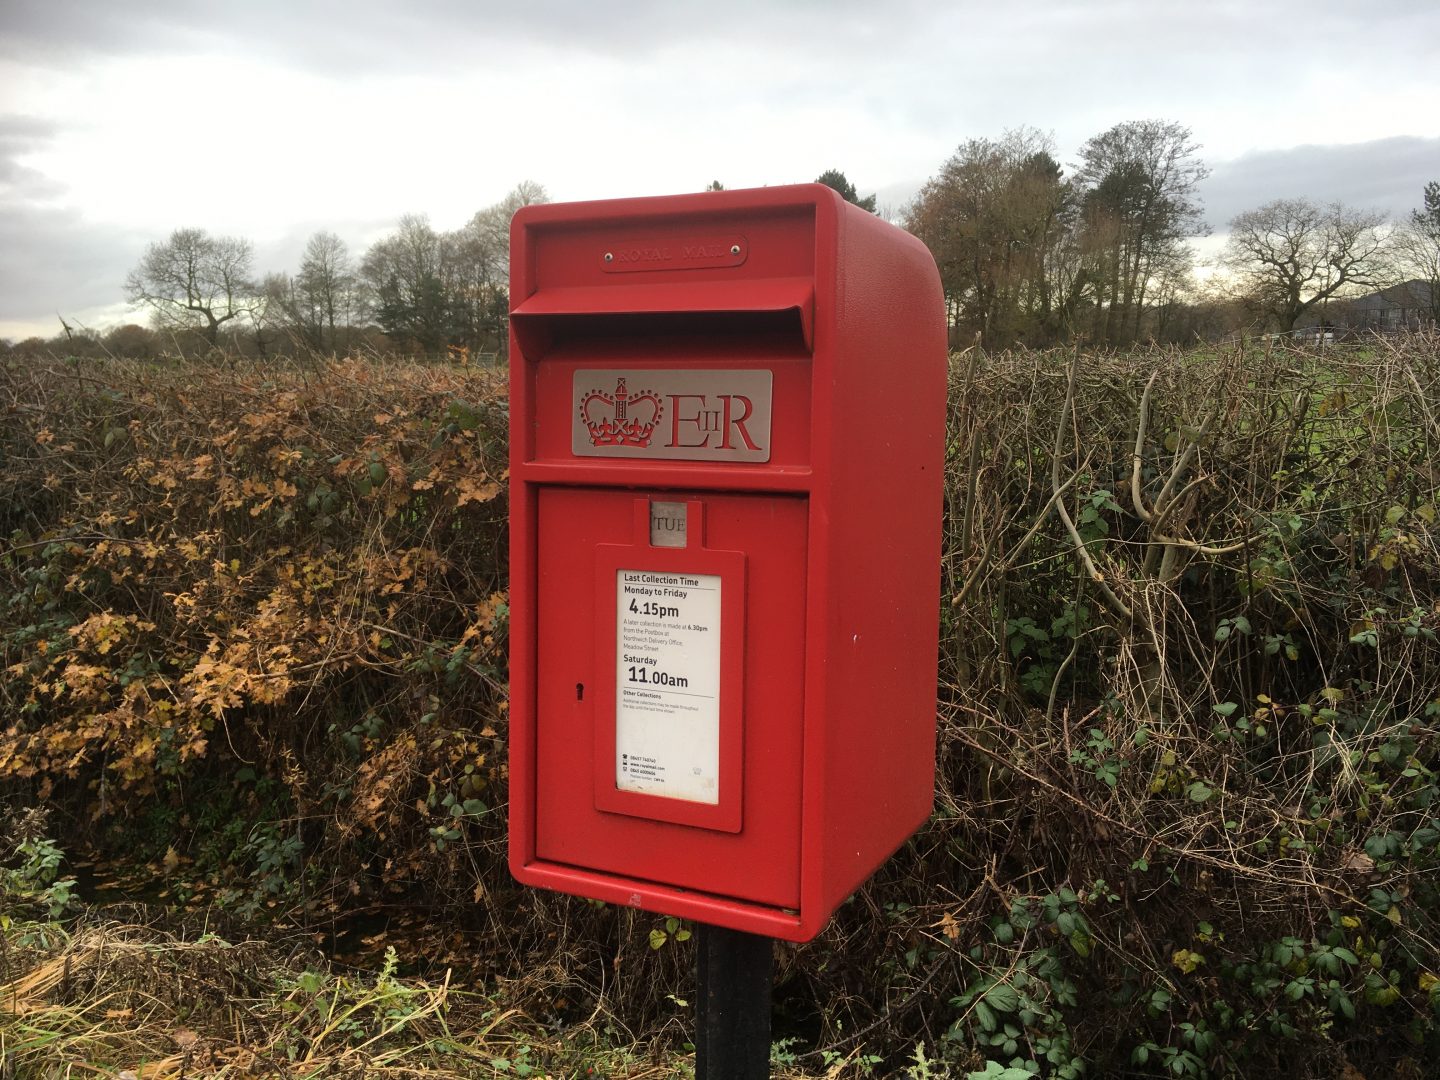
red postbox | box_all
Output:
[507,184,946,942]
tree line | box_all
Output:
[904,121,1440,347]
[81,171,880,360]
[4,129,1437,358]
[106,181,548,360]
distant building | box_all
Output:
[1309,279,1439,335]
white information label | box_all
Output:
[615,570,722,803]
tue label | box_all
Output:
[649,501,687,548]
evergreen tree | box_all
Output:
[815,169,878,213]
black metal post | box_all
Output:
[696,922,773,1079]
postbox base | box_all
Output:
[511,857,818,941]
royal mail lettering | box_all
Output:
[571,369,772,463]
[615,246,671,264]
[600,236,746,273]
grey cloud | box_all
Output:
[0,202,143,330]
[0,115,56,154]
[0,1,207,62]
[1204,137,1439,230]
[1,0,929,72]
[873,179,922,220]
[0,115,62,195]
[5,0,1437,91]
[0,113,130,328]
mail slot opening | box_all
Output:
[517,308,810,359]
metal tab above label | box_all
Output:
[573,369,772,463]
[649,501,687,547]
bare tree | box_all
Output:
[452,181,549,350]
[464,180,549,272]
[358,184,549,355]
[298,231,359,352]
[1395,180,1440,324]
[1221,198,1394,332]
[905,128,1076,346]
[1074,120,1209,344]
[266,231,362,355]
[360,214,450,353]
[124,228,257,346]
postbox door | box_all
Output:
[533,487,807,910]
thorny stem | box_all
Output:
[1052,353,1137,624]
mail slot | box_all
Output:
[507,184,946,941]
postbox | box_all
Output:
[507,184,946,942]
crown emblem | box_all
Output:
[579,377,664,447]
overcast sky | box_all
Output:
[2,0,1437,340]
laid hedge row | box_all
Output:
[0,357,511,911]
[2,340,1438,1078]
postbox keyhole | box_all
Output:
[576,682,585,701]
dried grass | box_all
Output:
[0,910,696,1079]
